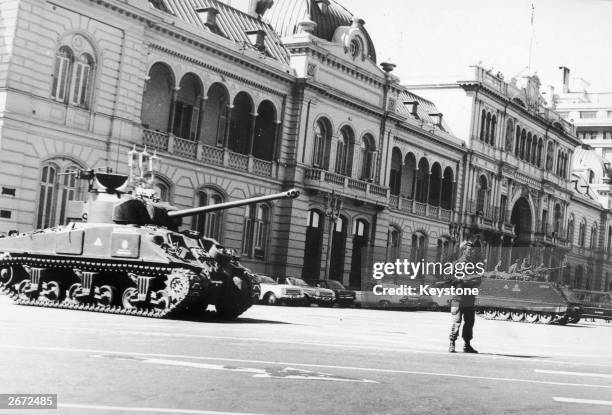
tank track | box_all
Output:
[0,253,203,319]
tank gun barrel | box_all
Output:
[167,189,300,218]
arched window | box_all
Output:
[553,203,561,234]
[589,169,595,184]
[335,126,354,176]
[389,148,402,196]
[505,119,514,152]
[52,46,73,102]
[485,112,491,144]
[591,224,598,249]
[531,136,537,165]
[243,203,270,259]
[537,138,544,167]
[193,189,224,241]
[520,130,526,160]
[440,167,454,210]
[37,161,87,229]
[173,73,203,141]
[515,127,521,157]
[415,158,429,203]
[253,100,277,161]
[359,134,376,180]
[578,219,587,247]
[546,142,554,171]
[526,133,532,162]
[480,110,486,141]
[229,92,254,154]
[386,226,401,261]
[429,163,442,206]
[70,53,94,107]
[312,118,331,169]
[51,36,96,108]
[153,181,170,202]
[37,165,58,229]
[141,62,175,133]
[202,82,230,146]
[476,175,488,213]
[490,114,497,146]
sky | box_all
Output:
[348,0,612,92]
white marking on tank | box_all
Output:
[58,403,267,414]
[512,284,521,292]
[94,237,103,246]
[553,397,612,406]
[536,369,612,379]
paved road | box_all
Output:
[0,296,611,415]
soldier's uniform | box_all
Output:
[448,242,482,353]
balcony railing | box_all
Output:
[386,195,453,222]
[143,129,169,151]
[141,128,275,178]
[303,168,389,203]
[228,152,249,171]
[174,136,197,159]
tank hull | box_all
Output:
[0,223,257,319]
[475,278,581,324]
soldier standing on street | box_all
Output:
[448,241,483,353]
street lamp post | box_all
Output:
[323,191,343,281]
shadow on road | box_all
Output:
[170,311,294,325]
[478,352,549,359]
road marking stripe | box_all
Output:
[1,322,609,366]
[537,369,612,379]
[553,397,612,406]
[58,404,266,414]
[2,344,612,389]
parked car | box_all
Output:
[276,277,335,306]
[253,274,305,305]
[311,279,356,307]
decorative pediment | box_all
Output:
[331,17,368,62]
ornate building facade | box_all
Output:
[0,0,608,291]
[0,0,465,289]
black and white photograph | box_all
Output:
[1,0,612,414]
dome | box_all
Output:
[264,0,377,62]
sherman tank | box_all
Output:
[0,168,299,320]
[475,276,582,325]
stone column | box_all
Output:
[167,86,180,133]
[248,112,258,155]
[222,105,234,148]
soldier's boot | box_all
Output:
[463,342,478,353]
[448,341,455,353]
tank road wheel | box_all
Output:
[525,311,539,323]
[538,313,553,324]
[40,281,63,303]
[67,283,83,304]
[151,290,170,312]
[0,266,15,286]
[497,310,511,320]
[483,308,497,319]
[96,285,116,307]
[121,287,138,310]
[511,311,525,322]
[17,280,37,301]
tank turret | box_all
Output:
[80,170,299,231]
